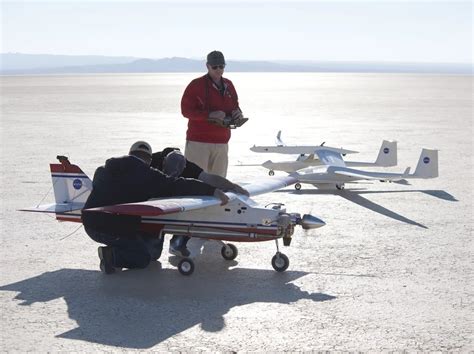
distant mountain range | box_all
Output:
[1,53,472,75]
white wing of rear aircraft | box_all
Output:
[311,148,410,181]
[250,145,358,155]
[241,175,298,196]
[314,149,346,167]
[331,167,411,181]
[250,131,358,155]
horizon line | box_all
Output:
[2,52,472,66]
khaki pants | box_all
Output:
[185,141,228,177]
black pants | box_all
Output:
[85,226,164,269]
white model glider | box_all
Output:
[248,131,397,175]
[291,148,438,190]
[20,157,325,275]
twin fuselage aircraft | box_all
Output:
[248,131,438,190]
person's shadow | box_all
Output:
[0,259,335,349]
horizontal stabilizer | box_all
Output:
[20,202,84,213]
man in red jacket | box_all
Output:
[181,50,246,177]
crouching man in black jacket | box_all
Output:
[81,141,228,274]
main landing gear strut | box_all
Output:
[177,242,239,276]
[177,240,290,275]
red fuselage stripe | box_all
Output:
[56,216,279,239]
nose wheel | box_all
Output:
[294,183,302,190]
[271,239,289,272]
[271,252,289,272]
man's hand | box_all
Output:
[208,111,226,127]
[231,109,248,127]
[231,183,250,197]
[214,188,229,205]
[231,109,244,121]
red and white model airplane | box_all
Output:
[21,157,325,275]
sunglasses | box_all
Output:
[211,65,225,70]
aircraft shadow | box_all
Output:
[276,188,457,229]
[352,189,458,202]
[0,262,335,349]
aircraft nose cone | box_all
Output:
[301,214,326,229]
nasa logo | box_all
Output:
[383,147,389,154]
[73,179,83,190]
[423,157,430,164]
[262,218,272,225]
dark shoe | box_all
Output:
[98,246,117,274]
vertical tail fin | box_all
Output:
[20,157,92,222]
[275,130,285,146]
[50,156,92,206]
[374,140,397,167]
[413,149,438,178]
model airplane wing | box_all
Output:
[250,145,358,155]
[314,149,346,167]
[251,131,357,155]
[332,167,410,181]
[85,176,298,217]
[85,196,228,216]
[242,175,298,196]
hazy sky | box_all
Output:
[1,0,472,63]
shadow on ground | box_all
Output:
[0,260,335,348]
[276,188,458,229]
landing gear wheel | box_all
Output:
[221,243,238,260]
[269,170,275,176]
[336,184,345,190]
[178,258,195,276]
[271,252,289,272]
[295,183,301,190]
